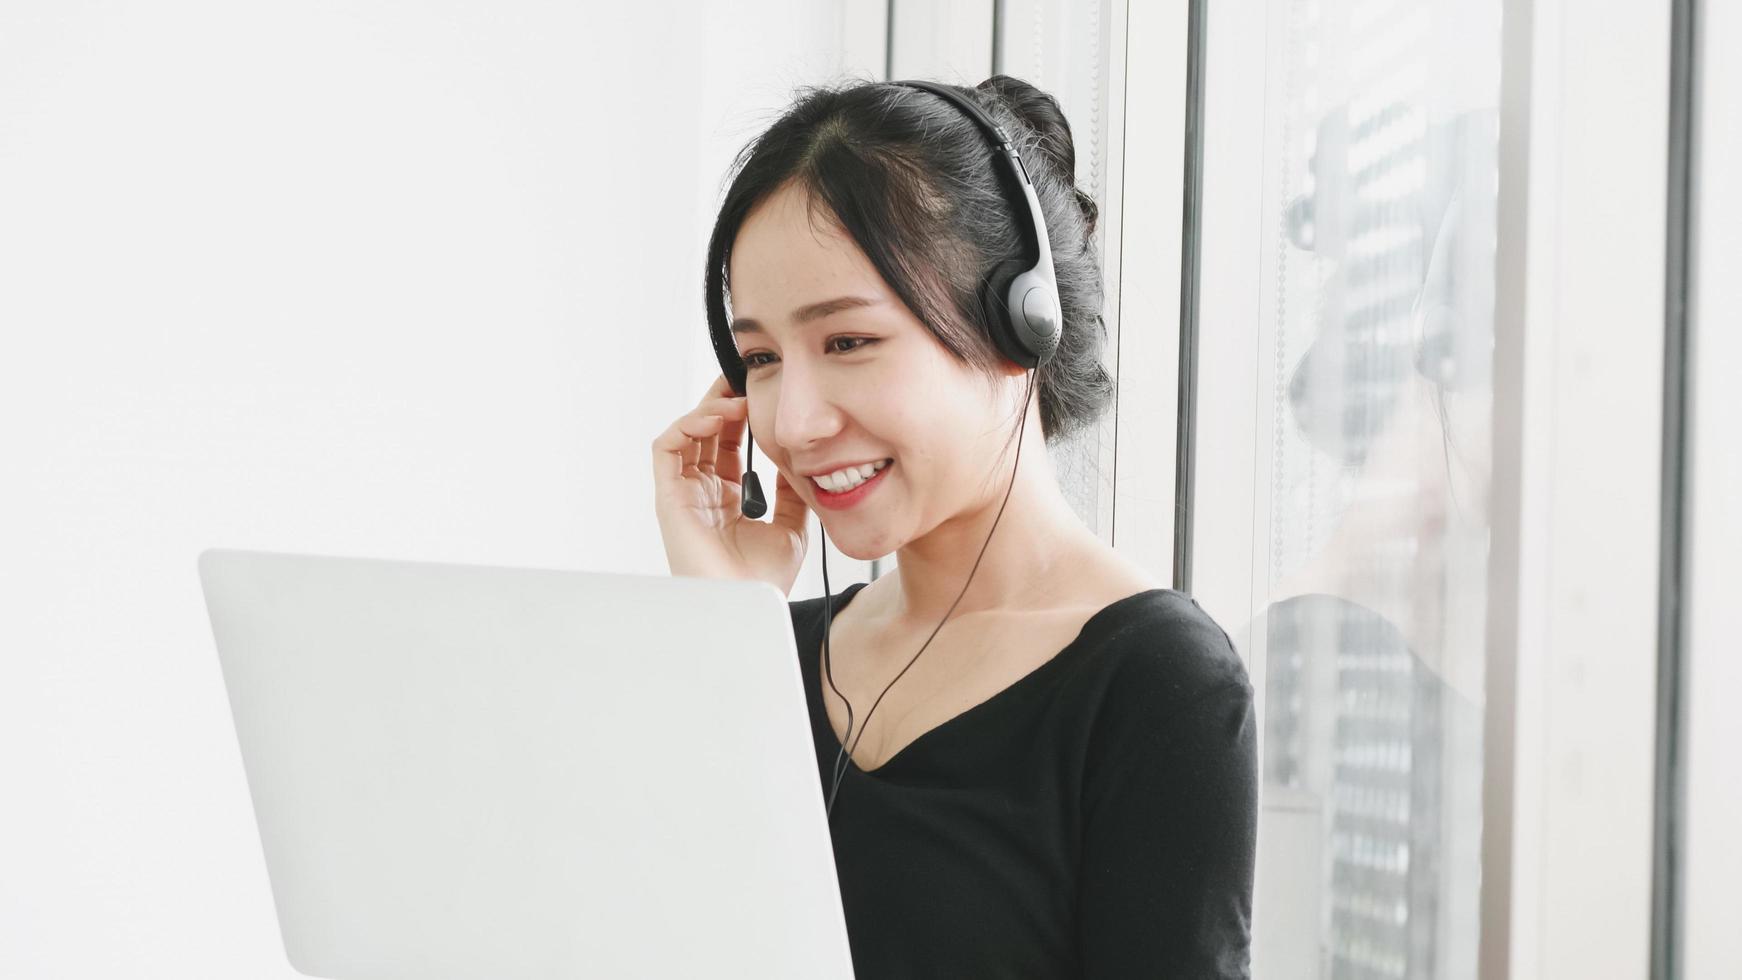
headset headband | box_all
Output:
[888,79,1062,369]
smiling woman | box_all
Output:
[705,78,1111,451]
[648,74,1257,979]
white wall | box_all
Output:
[1683,1,1742,974]
[0,2,859,975]
[1493,0,1669,974]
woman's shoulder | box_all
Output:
[786,580,864,617]
[785,581,870,645]
[786,591,823,623]
[1070,586,1255,805]
[1075,583,1252,720]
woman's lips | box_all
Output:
[810,460,892,511]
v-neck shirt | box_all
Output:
[788,581,1257,979]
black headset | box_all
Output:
[720,78,1065,818]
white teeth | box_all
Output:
[813,458,890,492]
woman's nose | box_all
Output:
[770,369,844,452]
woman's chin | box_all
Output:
[821,527,896,563]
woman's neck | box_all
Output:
[880,456,1096,627]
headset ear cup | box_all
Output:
[979,259,1039,367]
[1018,281,1062,367]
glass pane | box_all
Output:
[1249,0,1500,976]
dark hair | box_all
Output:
[704,74,1112,448]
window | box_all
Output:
[1196,0,1502,975]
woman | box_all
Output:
[652,75,1255,978]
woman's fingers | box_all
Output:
[689,395,748,477]
[652,411,724,481]
[708,397,748,480]
[651,396,748,483]
[695,374,746,474]
[684,375,737,474]
[770,469,812,534]
[698,373,737,406]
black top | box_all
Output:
[789,581,1257,979]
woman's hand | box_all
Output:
[651,373,813,596]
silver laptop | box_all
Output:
[197,547,854,980]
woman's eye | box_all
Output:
[743,337,876,370]
[828,336,874,354]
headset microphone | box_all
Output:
[740,455,767,519]
[724,79,1064,819]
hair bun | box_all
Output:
[975,75,1075,177]
[975,74,1096,237]
[1071,186,1099,239]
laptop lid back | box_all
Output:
[197,547,852,980]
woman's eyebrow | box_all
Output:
[730,295,883,336]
